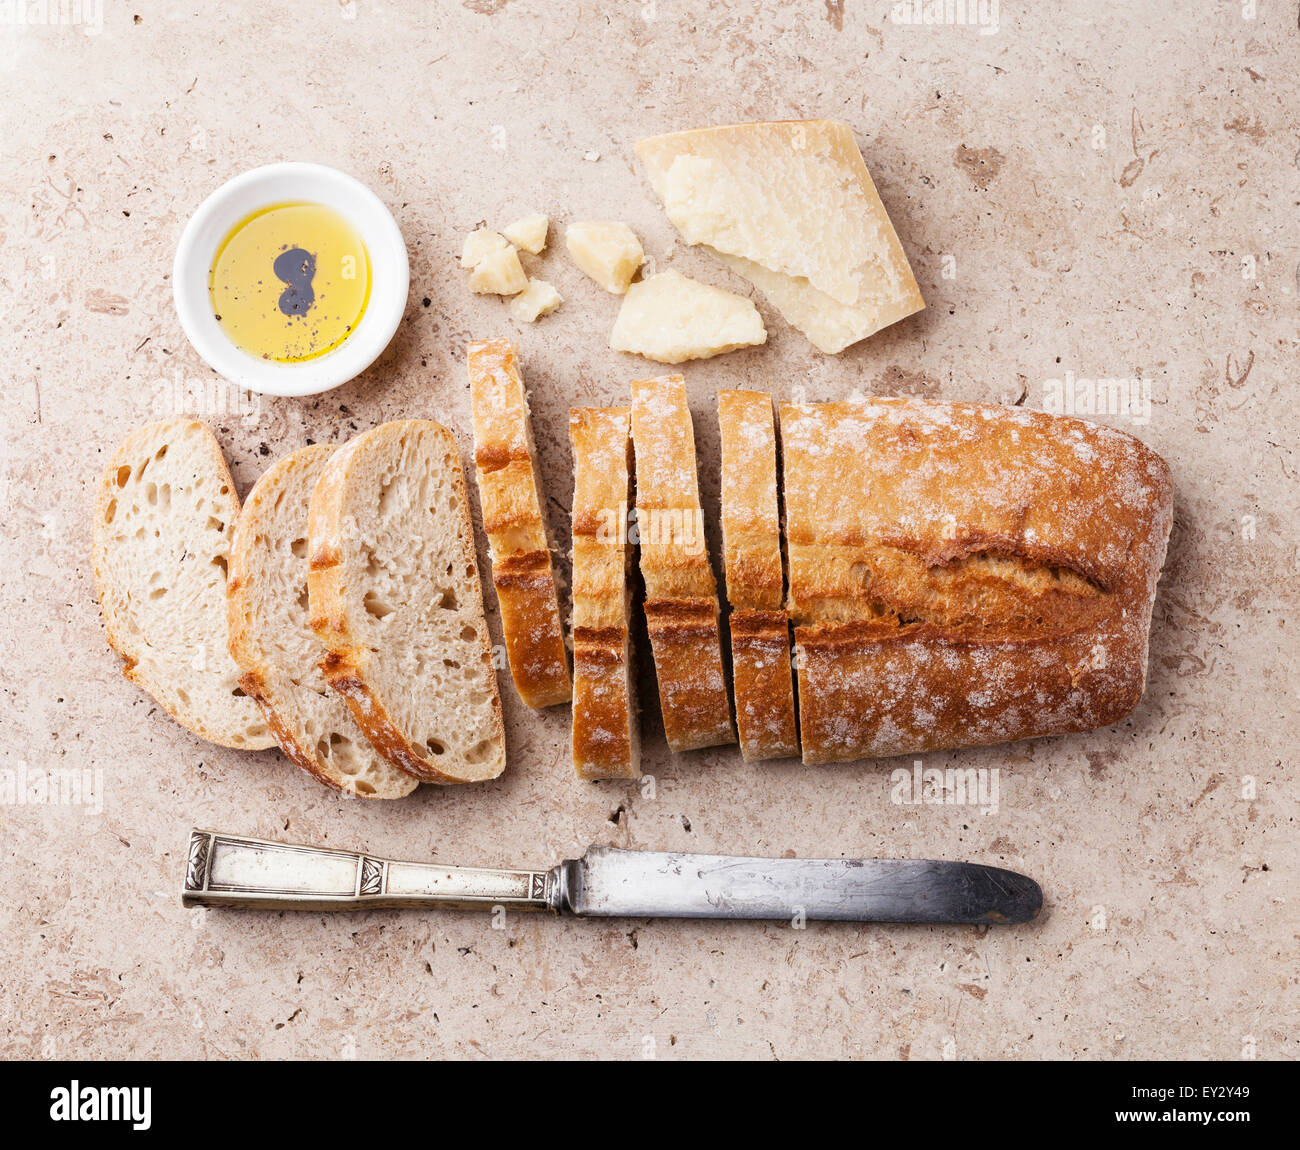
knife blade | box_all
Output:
[561,846,1041,923]
[181,829,1042,925]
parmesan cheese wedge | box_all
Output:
[636,120,924,353]
[609,269,766,364]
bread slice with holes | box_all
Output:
[227,445,418,799]
[781,397,1174,763]
[718,390,799,761]
[569,406,640,779]
[307,420,506,784]
[92,418,275,751]
[468,339,571,708]
[630,375,735,752]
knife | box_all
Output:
[181,829,1042,924]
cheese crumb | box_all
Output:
[510,279,563,322]
[565,221,644,294]
[468,246,528,295]
[503,213,549,255]
[609,269,766,363]
[461,228,509,269]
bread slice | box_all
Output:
[569,407,640,779]
[717,390,799,761]
[467,339,571,708]
[780,398,1174,763]
[307,421,506,784]
[227,446,418,799]
[92,418,275,751]
[630,376,735,752]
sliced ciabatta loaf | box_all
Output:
[569,407,640,779]
[92,418,275,751]
[227,446,418,799]
[717,390,799,761]
[630,376,735,752]
[468,339,571,709]
[307,421,505,784]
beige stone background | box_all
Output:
[0,0,1295,1061]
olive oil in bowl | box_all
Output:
[209,202,371,362]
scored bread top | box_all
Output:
[468,339,571,709]
[570,407,633,633]
[569,406,639,779]
[227,445,418,798]
[780,398,1173,630]
[630,375,717,600]
[631,376,735,752]
[92,418,275,751]
[717,390,799,761]
[718,389,784,612]
[469,339,548,552]
[780,397,1174,762]
[307,420,506,784]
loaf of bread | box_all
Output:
[780,398,1173,763]
[631,376,735,752]
[569,407,640,779]
[308,421,506,784]
[227,445,418,798]
[468,339,571,709]
[717,390,799,761]
[92,418,275,751]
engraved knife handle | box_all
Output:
[181,829,557,912]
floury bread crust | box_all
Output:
[92,418,275,751]
[717,390,799,761]
[780,398,1174,763]
[227,445,418,799]
[631,376,735,752]
[307,421,506,784]
[569,407,640,780]
[468,340,571,709]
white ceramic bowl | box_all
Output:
[173,162,409,397]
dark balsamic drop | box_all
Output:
[273,247,317,317]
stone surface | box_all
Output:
[0,3,1295,1060]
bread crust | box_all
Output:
[307,421,506,784]
[92,418,275,751]
[569,407,639,779]
[718,390,799,760]
[468,339,571,708]
[780,398,1174,763]
[631,376,735,751]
